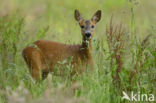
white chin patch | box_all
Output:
[86,36,91,40]
[88,36,91,40]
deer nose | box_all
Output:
[85,33,91,38]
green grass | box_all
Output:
[0,0,156,103]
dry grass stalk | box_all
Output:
[106,16,126,90]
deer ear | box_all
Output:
[91,10,101,23]
[74,9,83,22]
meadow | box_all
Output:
[0,0,156,103]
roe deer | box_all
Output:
[22,10,101,81]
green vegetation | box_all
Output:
[0,0,155,103]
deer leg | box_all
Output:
[42,70,49,80]
[29,50,44,81]
[31,65,40,81]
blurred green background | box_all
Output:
[0,0,156,42]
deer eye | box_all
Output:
[91,25,94,28]
[81,25,85,29]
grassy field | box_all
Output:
[0,0,156,103]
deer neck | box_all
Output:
[81,38,92,59]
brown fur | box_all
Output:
[22,10,101,81]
